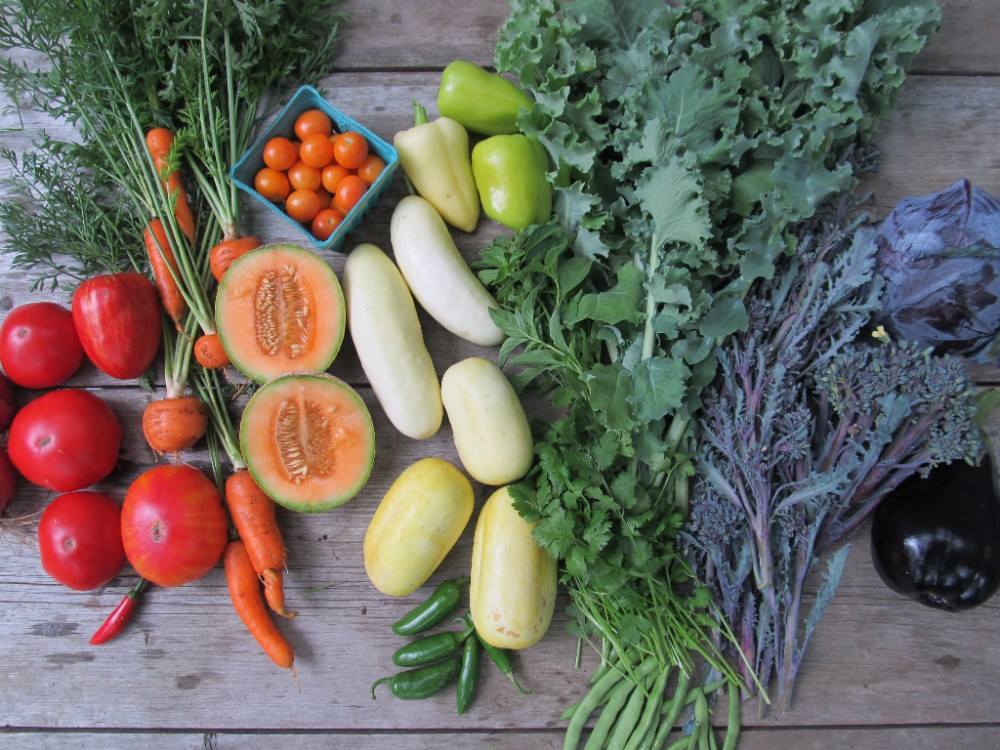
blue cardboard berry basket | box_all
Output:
[230,85,398,253]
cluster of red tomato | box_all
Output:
[253,108,385,241]
[0,302,125,591]
[0,288,222,605]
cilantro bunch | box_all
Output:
[687,212,981,713]
[482,0,942,744]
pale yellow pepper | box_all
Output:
[393,102,480,233]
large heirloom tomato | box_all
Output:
[0,302,83,388]
[72,273,162,380]
[121,465,228,587]
[7,389,121,492]
[38,491,126,590]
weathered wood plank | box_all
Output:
[1,390,1000,731]
[4,72,1000,390]
[5,726,1000,750]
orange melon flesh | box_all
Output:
[216,243,345,383]
[240,374,375,512]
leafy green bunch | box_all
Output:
[482,0,942,744]
[687,211,981,713]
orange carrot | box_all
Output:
[226,470,294,618]
[224,540,294,669]
[145,128,196,243]
[142,396,208,454]
[143,219,186,329]
[194,333,229,369]
[210,236,263,282]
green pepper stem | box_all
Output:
[371,676,391,700]
[413,100,429,126]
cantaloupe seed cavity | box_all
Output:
[273,395,348,485]
[255,264,313,359]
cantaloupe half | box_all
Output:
[240,374,375,512]
[216,243,345,383]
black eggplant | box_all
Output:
[871,455,1000,611]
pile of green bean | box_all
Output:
[562,658,741,750]
[371,577,530,714]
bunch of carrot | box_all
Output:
[142,124,297,670]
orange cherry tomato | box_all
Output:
[314,187,332,209]
[287,161,322,192]
[332,132,369,170]
[321,164,351,194]
[294,109,332,141]
[300,133,335,169]
[262,137,298,171]
[311,208,345,241]
[357,154,386,185]
[285,190,322,223]
[334,174,368,214]
[254,167,290,203]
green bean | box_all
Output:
[564,657,658,750]
[707,727,719,750]
[665,739,691,750]
[624,668,669,750]
[584,676,637,750]
[721,683,741,750]
[562,703,580,721]
[650,671,690,750]
[694,693,710,750]
[607,678,650,750]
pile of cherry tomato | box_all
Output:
[254,108,385,241]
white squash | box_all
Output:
[470,486,557,650]
[390,195,504,347]
[343,243,442,440]
[441,357,533,485]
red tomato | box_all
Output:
[294,108,333,141]
[357,154,386,185]
[121,465,228,587]
[0,373,15,431]
[0,449,16,514]
[72,273,162,380]
[332,132,369,170]
[0,302,83,388]
[38,491,125,590]
[321,164,351,194]
[286,189,322,223]
[8,389,121,492]
[262,137,298,171]
[299,133,335,169]
[334,174,368,213]
[254,167,291,202]
[311,208,345,240]
[287,161,322,192]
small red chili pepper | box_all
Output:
[90,578,149,646]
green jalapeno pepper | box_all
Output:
[371,657,461,700]
[392,577,469,636]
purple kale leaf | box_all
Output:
[877,179,1000,361]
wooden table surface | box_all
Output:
[2,1,999,748]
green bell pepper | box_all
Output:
[471,135,552,231]
[437,60,532,136]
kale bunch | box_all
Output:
[687,214,982,713]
